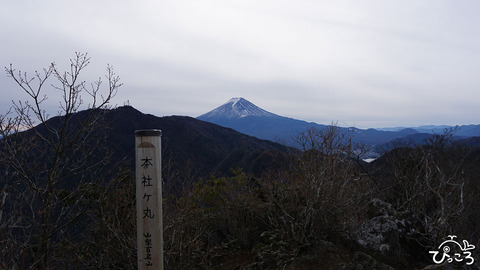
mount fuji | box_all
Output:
[198,97,278,120]
[197,98,433,147]
[198,98,327,144]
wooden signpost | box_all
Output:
[135,130,163,269]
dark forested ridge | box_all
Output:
[103,105,290,177]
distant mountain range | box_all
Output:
[377,125,480,137]
[5,104,479,188]
[197,97,480,150]
[8,102,479,175]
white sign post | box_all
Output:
[135,130,163,270]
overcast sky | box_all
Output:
[1,1,479,128]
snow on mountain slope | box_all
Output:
[196,97,441,148]
[197,97,278,120]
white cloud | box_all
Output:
[1,0,479,128]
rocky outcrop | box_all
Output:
[354,198,427,269]
[356,199,415,255]
[356,215,403,254]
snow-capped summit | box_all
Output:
[197,97,325,143]
[198,98,278,121]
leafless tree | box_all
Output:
[380,128,470,242]
[256,126,371,264]
[0,52,121,269]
